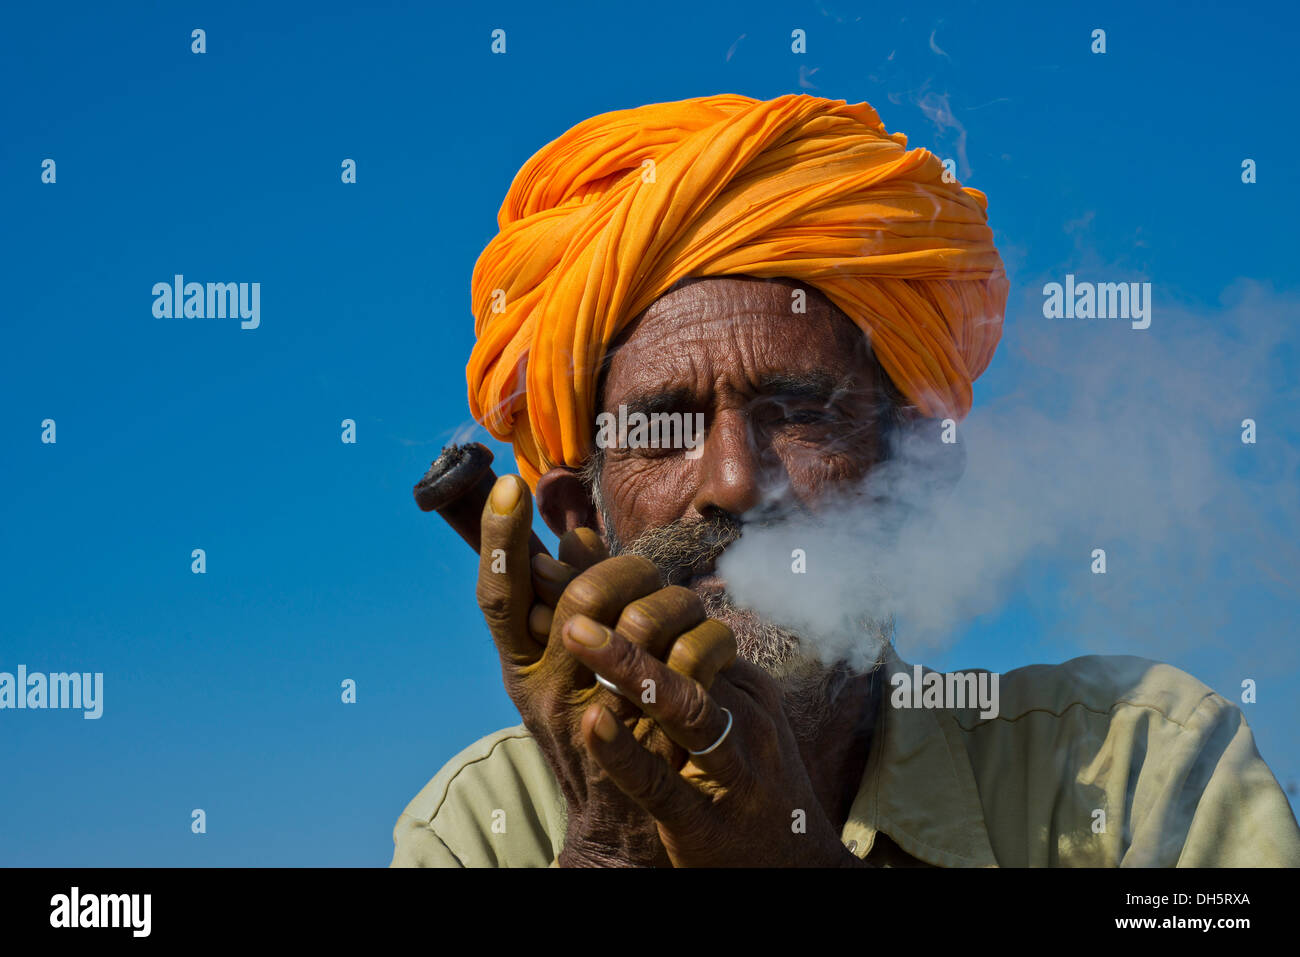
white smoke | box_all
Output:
[717,279,1300,671]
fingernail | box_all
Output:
[490,475,522,515]
[566,615,608,648]
[532,553,568,581]
[593,707,619,743]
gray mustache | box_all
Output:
[622,501,806,586]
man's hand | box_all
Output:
[474,474,737,867]
[558,614,863,867]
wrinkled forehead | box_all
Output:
[599,277,872,406]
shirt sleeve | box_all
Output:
[390,812,466,868]
[1126,692,1300,867]
[387,726,566,868]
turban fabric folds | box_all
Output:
[467,93,1008,489]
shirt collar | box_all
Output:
[840,644,999,867]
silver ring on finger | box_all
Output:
[594,672,624,698]
[688,707,733,756]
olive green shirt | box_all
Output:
[390,650,1300,867]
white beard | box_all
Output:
[694,585,883,744]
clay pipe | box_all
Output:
[413,442,549,558]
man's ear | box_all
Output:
[535,466,602,538]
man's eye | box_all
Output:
[782,408,838,425]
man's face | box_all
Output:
[588,276,897,675]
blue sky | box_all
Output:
[2,0,1296,865]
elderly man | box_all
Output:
[391,93,1300,867]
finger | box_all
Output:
[546,555,662,685]
[553,555,662,628]
[615,585,707,661]
[525,528,606,613]
[557,526,608,572]
[530,553,576,607]
[527,603,553,644]
[475,475,541,667]
[561,615,739,777]
[666,619,738,691]
[581,703,709,829]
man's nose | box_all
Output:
[689,409,769,518]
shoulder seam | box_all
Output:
[427,729,537,824]
[954,691,1221,733]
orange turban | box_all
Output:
[468,93,1008,489]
